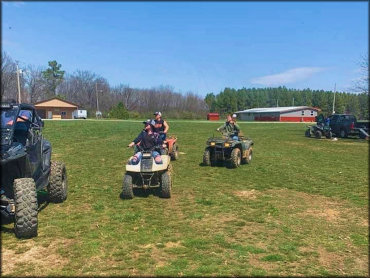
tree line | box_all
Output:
[1,52,368,120]
[1,52,208,119]
[205,87,369,120]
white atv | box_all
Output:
[122,145,172,199]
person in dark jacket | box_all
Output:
[128,119,163,165]
[153,111,169,141]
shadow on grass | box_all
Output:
[119,188,160,199]
[199,161,236,169]
[37,192,50,213]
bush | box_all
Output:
[108,102,129,119]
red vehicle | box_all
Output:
[164,135,179,160]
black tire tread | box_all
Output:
[230,148,241,168]
[48,161,68,203]
[243,148,253,164]
[14,178,38,238]
[160,172,171,198]
[203,149,211,166]
[122,174,134,199]
[171,144,179,161]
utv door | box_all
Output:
[17,109,43,184]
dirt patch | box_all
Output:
[303,208,340,222]
[165,241,182,248]
[248,254,276,272]
[1,239,73,276]
[234,189,259,199]
[263,188,367,224]
[317,247,345,274]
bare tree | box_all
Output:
[24,65,46,103]
[353,55,369,94]
[1,52,18,101]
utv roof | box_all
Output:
[1,103,35,110]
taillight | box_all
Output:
[350,122,354,129]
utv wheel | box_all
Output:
[242,148,253,164]
[171,144,179,161]
[326,131,333,139]
[160,171,171,198]
[230,148,241,168]
[122,174,134,199]
[305,129,311,137]
[48,161,68,203]
[315,130,322,139]
[14,178,38,238]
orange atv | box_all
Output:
[164,135,179,160]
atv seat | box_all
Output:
[13,121,31,146]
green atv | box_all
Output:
[203,132,254,168]
[305,114,332,139]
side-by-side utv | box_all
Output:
[1,102,68,238]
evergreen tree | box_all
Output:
[42,60,65,98]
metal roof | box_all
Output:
[235,106,320,114]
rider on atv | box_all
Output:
[128,119,164,165]
[153,111,169,141]
[217,114,241,140]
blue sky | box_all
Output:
[2,1,368,96]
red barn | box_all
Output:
[207,113,220,121]
[234,106,320,122]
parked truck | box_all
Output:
[73,109,87,119]
[328,114,369,139]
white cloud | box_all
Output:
[250,67,327,86]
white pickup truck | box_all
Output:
[73,109,87,119]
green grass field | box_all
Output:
[2,120,369,276]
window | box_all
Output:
[301,111,305,115]
[310,110,314,116]
[61,111,66,116]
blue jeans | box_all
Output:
[130,151,162,165]
[232,135,239,140]
[159,133,166,141]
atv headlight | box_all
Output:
[210,142,215,146]
[224,142,230,147]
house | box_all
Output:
[33,97,79,119]
[234,106,320,122]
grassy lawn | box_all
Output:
[1,120,368,276]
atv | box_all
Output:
[163,135,179,161]
[305,114,332,139]
[203,131,254,168]
[122,145,172,199]
[1,102,68,238]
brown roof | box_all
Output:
[33,97,78,108]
